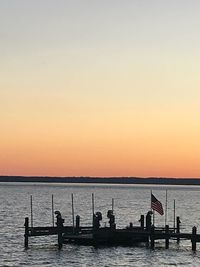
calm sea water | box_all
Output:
[1,183,200,266]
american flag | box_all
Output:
[151,193,164,215]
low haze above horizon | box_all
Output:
[1,1,200,178]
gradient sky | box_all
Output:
[1,1,200,177]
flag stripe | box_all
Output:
[151,193,164,215]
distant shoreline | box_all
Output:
[0,176,200,185]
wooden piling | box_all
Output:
[165,190,168,226]
[140,215,144,230]
[24,217,29,249]
[92,193,95,228]
[58,231,62,249]
[76,215,80,230]
[146,211,152,232]
[56,212,63,249]
[52,194,54,227]
[176,216,180,244]
[112,198,114,212]
[192,226,197,252]
[150,225,155,249]
[30,195,33,228]
[173,200,176,231]
[71,193,75,232]
[165,225,169,249]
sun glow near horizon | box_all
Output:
[1,1,200,178]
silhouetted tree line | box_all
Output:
[0,176,200,185]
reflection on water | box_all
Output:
[1,183,200,266]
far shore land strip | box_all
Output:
[1,176,200,185]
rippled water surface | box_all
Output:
[1,183,200,266]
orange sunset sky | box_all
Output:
[1,1,200,178]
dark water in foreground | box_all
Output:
[1,183,200,266]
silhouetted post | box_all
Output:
[24,217,29,249]
[52,194,54,227]
[146,211,152,232]
[192,226,197,252]
[94,212,102,231]
[76,215,80,231]
[55,211,64,249]
[107,210,115,229]
[173,200,176,231]
[165,190,168,226]
[146,234,149,248]
[30,195,33,227]
[150,225,155,249]
[176,216,180,244]
[92,193,95,228]
[71,193,75,233]
[140,215,144,230]
[112,198,114,212]
[165,225,169,249]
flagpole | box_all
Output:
[30,195,33,228]
[112,198,114,213]
[165,189,168,226]
[173,199,176,230]
[71,193,75,233]
[92,193,95,227]
[151,190,155,226]
[52,194,54,227]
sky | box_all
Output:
[1,1,200,177]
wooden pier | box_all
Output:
[24,210,200,251]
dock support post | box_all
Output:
[192,226,197,252]
[71,193,75,233]
[92,193,95,228]
[52,194,54,227]
[30,195,33,228]
[165,225,169,249]
[55,211,64,250]
[76,215,80,232]
[173,200,176,231]
[176,216,180,244]
[140,215,144,230]
[150,225,155,249]
[58,229,62,250]
[112,198,114,212]
[146,211,152,232]
[24,217,29,249]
